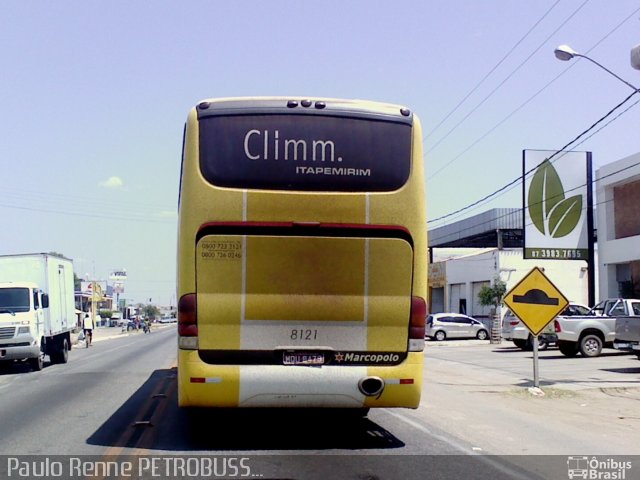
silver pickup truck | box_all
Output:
[613,301,640,358]
[502,302,589,350]
[554,298,640,358]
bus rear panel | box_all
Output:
[177,98,426,409]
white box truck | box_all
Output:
[0,253,76,371]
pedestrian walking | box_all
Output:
[83,313,94,347]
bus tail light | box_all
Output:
[178,293,198,338]
[408,296,426,352]
[410,296,426,339]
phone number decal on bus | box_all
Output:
[200,241,242,260]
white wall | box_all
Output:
[444,249,497,316]
[435,248,590,317]
[498,250,589,308]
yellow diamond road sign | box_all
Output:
[503,267,569,336]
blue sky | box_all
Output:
[1,1,639,306]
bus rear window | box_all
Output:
[199,115,411,192]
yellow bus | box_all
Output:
[177,97,427,412]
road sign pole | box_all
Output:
[503,266,569,392]
[532,335,539,388]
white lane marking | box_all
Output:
[383,409,535,480]
[383,409,471,454]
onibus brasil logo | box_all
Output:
[567,456,632,479]
[528,159,583,238]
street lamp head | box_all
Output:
[554,44,578,61]
[631,44,640,71]
[553,44,638,91]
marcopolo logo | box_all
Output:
[333,352,402,365]
[528,159,583,239]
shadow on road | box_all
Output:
[490,347,524,353]
[87,368,405,452]
[601,366,640,374]
[538,351,632,360]
[0,360,51,375]
[170,407,405,451]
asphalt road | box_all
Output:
[1,330,638,479]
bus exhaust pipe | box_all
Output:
[358,376,385,397]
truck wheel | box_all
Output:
[513,339,527,349]
[53,338,69,364]
[49,338,69,363]
[579,334,603,357]
[61,338,69,363]
[559,341,579,357]
[0,361,13,371]
[29,354,44,371]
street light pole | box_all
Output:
[554,45,639,91]
[554,45,639,306]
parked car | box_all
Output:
[502,302,590,351]
[426,313,489,341]
[557,298,640,357]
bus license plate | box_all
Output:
[283,352,325,366]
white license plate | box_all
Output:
[283,352,325,366]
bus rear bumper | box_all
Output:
[178,350,423,409]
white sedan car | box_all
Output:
[426,313,489,341]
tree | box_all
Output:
[73,273,82,291]
[478,277,507,310]
[142,304,161,321]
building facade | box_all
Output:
[429,248,590,321]
[596,152,640,298]
[428,208,592,322]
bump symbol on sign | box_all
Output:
[513,289,559,306]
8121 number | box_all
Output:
[290,329,318,341]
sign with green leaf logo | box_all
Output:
[523,150,589,260]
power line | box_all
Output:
[0,202,177,224]
[427,3,640,183]
[424,0,562,140]
[0,186,176,211]
[429,156,640,244]
[426,0,591,165]
[428,89,640,224]
[433,92,640,228]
